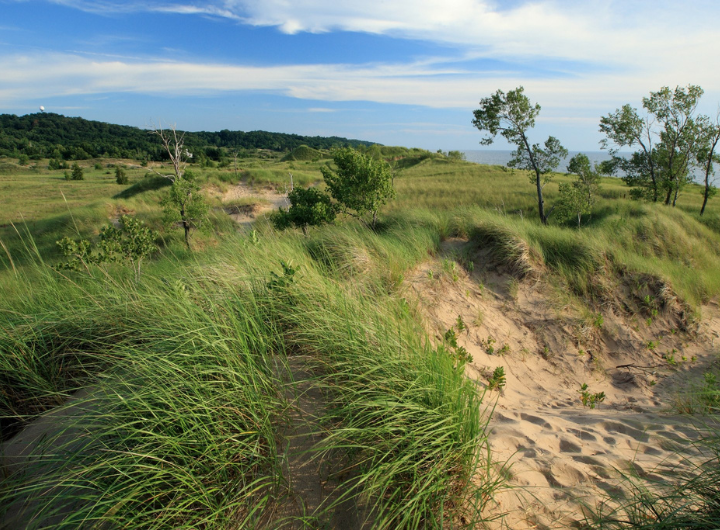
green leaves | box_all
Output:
[55,215,159,279]
[272,186,336,235]
[321,147,395,229]
[160,177,209,248]
[115,166,128,185]
[600,84,708,206]
[472,87,540,146]
[473,87,566,224]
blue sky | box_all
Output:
[2,0,720,150]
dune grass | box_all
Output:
[3,151,720,528]
[1,220,495,528]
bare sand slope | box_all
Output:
[406,239,720,529]
[220,182,289,226]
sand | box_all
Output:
[406,239,720,529]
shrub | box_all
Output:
[272,186,336,235]
[115,166,129,185]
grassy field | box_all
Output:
[1,151,720,527]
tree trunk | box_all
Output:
[664,186,673,205]
[183,221,191,249]
[522,135,546,224]
[701,185,710,215]
[536,172,547,224]
[672,184,680,207]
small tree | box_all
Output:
[71,162,84,180]
[151,123,208,249]
[472,87,567,224]
[321,147,395,230]
[567,154,602,204]
[696,111,720,215]
[160,175,209,248]
[555,183,592,228]
[555,153,603,227]
[115,166,129,185]
[272,187,336,235]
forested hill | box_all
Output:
[0,113,376,161]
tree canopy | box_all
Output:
[0,112,376,161]
[321,148,396,229]
[472,87,567,224]
[600,84,705,206]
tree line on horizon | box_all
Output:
[0,112,375,163]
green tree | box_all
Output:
[472,87,567,225]
[161,176,209,249]
[696,112,720,215]
[71,162,84,180]
[272,186,336,235]
[152,124,209,249]
[447,150,466,161]
[321,147,395,229]
[115,166,129,185]
[566,153,602,206]
[555,183,591,228]
[600,85,704,205]
[17,154,29,165]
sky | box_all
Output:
[2,0,720,151]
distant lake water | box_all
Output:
[461,150,705,182]
[461,150,621,170]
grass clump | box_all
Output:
[586,432,720,529]
[0,264,288,528]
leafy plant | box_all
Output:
[456,315,467,333]
[160,176,209,249]
[321,147,395,229]
[267,260,297,290]
[487,366,506,391]
[578,383,606,409]
[441,326,472,366]
[71,162,84,180]
[115,166,128,185]
[56,215,159,280]
[480,336,496,355]
[272,186,336,235]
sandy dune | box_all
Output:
[407,239,720,528]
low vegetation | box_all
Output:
[2,94,720,526]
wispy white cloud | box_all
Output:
[1,50,699,118]
[0,0,716,146]
[40,1,720,73]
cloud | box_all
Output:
[2,50,705,119]
[37,1,720,93]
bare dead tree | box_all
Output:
[150,123,191,181]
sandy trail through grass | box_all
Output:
[276,356,367,529]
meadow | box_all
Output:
[1,149,719,528]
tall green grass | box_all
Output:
[1,222,496,528]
